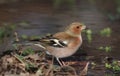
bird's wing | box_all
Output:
[30,34,68,48]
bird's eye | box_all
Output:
[76,26,80,29]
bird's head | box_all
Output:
[66,22,86,37]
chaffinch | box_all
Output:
[31,22,86,66]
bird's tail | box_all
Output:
[12,39,46,50]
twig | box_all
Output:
[14,32,19,42]
[12,53,25,65]
[60,65,78,76]
[45,56,54,76]
[80,62,90,76]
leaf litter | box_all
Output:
[0,43,89,76]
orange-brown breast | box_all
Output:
[68,37,81,48]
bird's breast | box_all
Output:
[68,37,82,48]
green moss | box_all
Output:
[0,23,16,39]
[22,48,35,56]
[105,61,120,73]
[100,27,112,37]
[98,46,112,52]
[85,29,92,43]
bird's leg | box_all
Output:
[56,58,63,66]
[60,59,66,66]
[56,58,66,66]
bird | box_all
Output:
[30,22,86,66]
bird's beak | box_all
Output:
[81,25,86,30]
